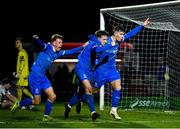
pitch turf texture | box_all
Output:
[0,102,179,128]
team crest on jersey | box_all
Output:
[47,58,51,62]
[20,56,25,61]
[35,88,39,94]
[83,74,87,79]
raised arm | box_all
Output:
[123,18,150,41]
[32,35,46,49]
[123,25,144,41]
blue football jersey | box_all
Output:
[77,39,112,71]
[31,39,83,76]
[90,25,144,70]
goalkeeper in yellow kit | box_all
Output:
[14,37,33,109]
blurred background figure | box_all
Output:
[0,78,17,109]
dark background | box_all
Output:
[0,0,172,79]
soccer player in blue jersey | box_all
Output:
[11,34,87,121]
[90,18,150,120]
[64,30,112,121]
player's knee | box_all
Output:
[33,99,41,105]
[49,94,56,102]
[86,92,92,95]
[114,85,121,91]
[34,100,41,105]
[52,94,56,101]
[85,89,92,95]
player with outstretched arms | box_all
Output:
[11,34,87,121]
[90,18,150,120]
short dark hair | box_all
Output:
[2,78,11,85]
[51,34,64,42]
[113,25,125,33]
[95,30,109,38]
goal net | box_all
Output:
[100,0,180,110]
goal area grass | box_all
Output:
[0,102,179,128]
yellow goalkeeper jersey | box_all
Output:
[16,48,29,86]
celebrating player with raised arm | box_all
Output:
[90,18,150,120]
[11,34,87,122]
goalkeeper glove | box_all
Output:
[13,72,20,78]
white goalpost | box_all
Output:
[99,12,105,111]
[99,0,180,111]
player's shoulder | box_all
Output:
[89,40,96,44]
[44,43,52,50]
[0,85,5,92]
[18,50,25,57]
[84,40,96,48]
[89,41,100,49]
[19,49,27,54]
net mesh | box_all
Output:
[101,1,180,110]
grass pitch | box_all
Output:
[0,102,180,128]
